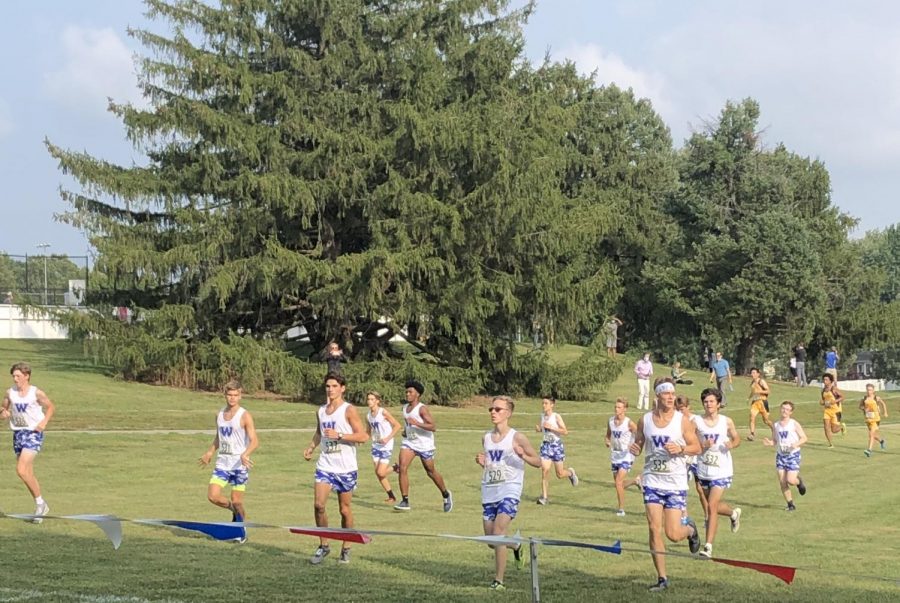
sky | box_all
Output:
[2,0,899,258]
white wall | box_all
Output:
[0,305,68,339]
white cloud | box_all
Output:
[0,99,12,138]
[556,42,671,115]
[42,25,146,115]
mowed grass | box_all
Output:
[0,339,897,602]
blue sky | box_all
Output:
[2,0,899,257]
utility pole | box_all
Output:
[36,243,50,305]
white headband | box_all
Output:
[655,382,675,395]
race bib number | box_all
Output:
[324,440,341,454]
[701,451,719,467]
[611,440,624,452]
[865,411,876,419]
[779,444,793,455]
[12,415,28,428]
[483,464,509,485]
[542,432,554,443]
[406,430,418,441]
[219,442,233,455]
[648,456,670,474]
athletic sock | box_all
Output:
[35,496,45,505]
[442,490,450,499]
[386,490,396,499]
[402,496,409,503]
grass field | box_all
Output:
[0,339,897,602]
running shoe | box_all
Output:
[864,449,872,457]
[786,502,796,511]
[394,500,411,511]
[309,545,330,565]
[747,433,755,442]
[443,491,453,513]
[338,548,351,564]
[840,422,847,436]
[385,496,397,504]
[880,439,886,450]
[730,507,742,533]
[648,577,669,592]
[797,477,806,496]
[616,509,626,517]
[489,580,506,591]
[827,443,834,449]
[536,497,548,505]
[685,518,700,554]
[33,502,49,525]
[568,468,579,487]
[699,543,713,559]
[513,544,525,570]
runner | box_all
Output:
[365,391,402,502]
[762,401,808,511]
[393,380,452,512]
[605,397,639,516]
[303,373,368,564]
[820,373,845,448]
[534,396,578,505]
[1,362,55,523]
[476,395,542,591]
[198,380,258,543]
[694,388,742,559]
[859,384,888,457]
[747,367,773,441]
[674,394,707,521]
[629,379,701,592]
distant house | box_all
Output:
[849,351,874,380]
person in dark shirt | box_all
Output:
[793,343,807,387]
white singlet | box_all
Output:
[367,407,394,452]
[402,403,435,452]
[608,416,635,464]
[316,402,358,473]
[641,410,688,490]
[215,407,248,471]
[540,412,563,444]
[774,419,801,457]
[481,429,525,504]
[7,386,44,431]
[695,414,734,480]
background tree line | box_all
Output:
[42,0,900,400]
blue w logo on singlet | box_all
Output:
[650,435,669,447]
[14,403,27,413]
[219,426,233,437]
[487,450,504,462]
[778,431,789,440]
[370,421,380,430]
[612,431,622,439]
[705,434,720,443]
[323,421,336,430]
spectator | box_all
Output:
[324,342,347,375]
[824,347,839,380]
[3,291,12,304]
[670,362,693,385]
[708,352,733,407]
[605,316,623,358]
[793,343,807,387]
[634,353,653,410]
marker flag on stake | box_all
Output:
[287,526,372,544]
[134,519,245,542]
[539,538,622,555]
[712,557,796,584]
[65,515,124,550]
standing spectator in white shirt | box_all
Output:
[635,353,654,410]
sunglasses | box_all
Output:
[488,407,508,413]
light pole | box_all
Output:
[36,243,50,305]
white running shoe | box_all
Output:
[730,507,742,533]
[33,502,49,525]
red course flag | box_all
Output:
[713,557,797,584]
[289,527,372,544]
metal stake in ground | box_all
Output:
[530,538,540,603]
